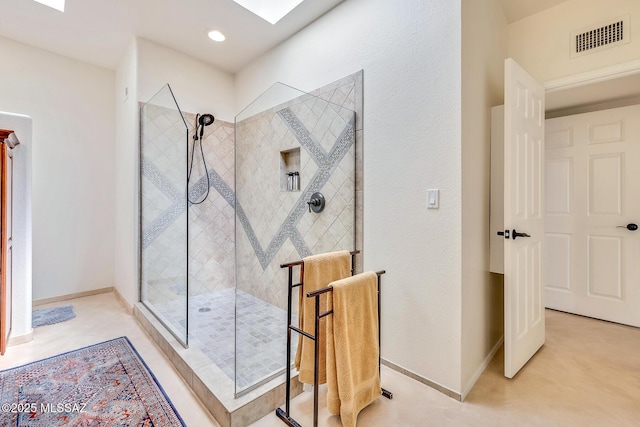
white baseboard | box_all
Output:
[113,287,133,314]
[33,287,113,306]
[8,330,33,347]
[461,336,504,401]
[381,358,462,401]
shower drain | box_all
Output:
[198,307,211,313]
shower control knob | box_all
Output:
[307,192,325,213]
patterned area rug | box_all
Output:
[32,304,76,328]
[0,337,185,427]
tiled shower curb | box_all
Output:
[133,302,303,427]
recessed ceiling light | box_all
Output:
[232,0,304,25]
[208,30,226,42]
[33,0,65,12]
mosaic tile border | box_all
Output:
[142,72,363,272]
[140,157,186,249]
[141,157,184,203]
[142,161,234,250]
[277,108,328,164]
[241,107,355,269]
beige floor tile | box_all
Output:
[6,294,640,427]
[253,309,640,426]
[1,293,219,427]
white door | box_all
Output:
[545,105,640,326]
[503,58,545,378]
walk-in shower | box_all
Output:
[138,78,358,411]
[233,82,357,396]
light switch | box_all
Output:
[427,189,439,209]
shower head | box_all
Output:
[199,114,215,127]
[195,113,215,141]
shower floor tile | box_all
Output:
[156,288,298,391]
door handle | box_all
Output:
[617,223,638,231]
[512,229,530,240]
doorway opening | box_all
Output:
[490,59,640,378]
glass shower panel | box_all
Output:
[140,84,189,347]
[234,83,356,396]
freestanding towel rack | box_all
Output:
[276,250,392,427]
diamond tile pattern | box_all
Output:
[183,111,235,298]
[140,78,359,395]
[140,101,189,341]
[235,93,356,310]
[140,104,235,344]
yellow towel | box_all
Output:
[326,271,381,427]
[295,250,351,385]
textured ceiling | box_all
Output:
[0,0,580,73]
[0,1,575,73]
[0,0,343,72]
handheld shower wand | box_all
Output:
[197,114,215,139]
[188,113,215,205]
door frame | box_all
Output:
[0,129,17,355]
[540,61,640,330]
[492,59,640,378]
[545,59,640,104]
[544,104,640,326]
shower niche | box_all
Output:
[280,148,300,192]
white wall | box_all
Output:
[114,39,139,307]
[236,0,463,392]
[0,37,115,301]
[0,112,32,339]
[137,38,236,122]
[461,0,507,398]
[114,38,236,308]
[508,0,640,82]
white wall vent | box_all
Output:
[571,15,630,58]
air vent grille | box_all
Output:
[571,15,630,57]
[576,21,623,53]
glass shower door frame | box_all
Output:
[233,82,357,396]
[139,83,190,349]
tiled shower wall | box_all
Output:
[310,72,364,275]
[140,102,188,325]
[141,71,363,313]
[183,112,235,296]
[140,105,235,315]
[235,81,358,310]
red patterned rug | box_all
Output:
[0,337,185,426]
